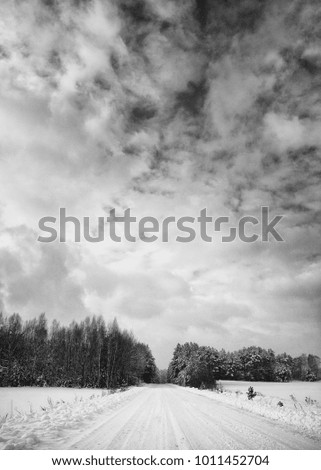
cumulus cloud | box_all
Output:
[0,0,320,367]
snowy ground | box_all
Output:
[0,387,142,450]
[221,380,321,403]
[0,387,108,418]
[185,381,321,441]
[0,384,320,450]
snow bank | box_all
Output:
[0,387,143,450]
[221,380,321,403]
[0,387,110,417]
[185,384,321,441]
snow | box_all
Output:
[57,384,321,450]
[0,383,320,450]
[0,387,109,417]
[0,387,143,450]
[221,380,321,403]
[185,381,321,441]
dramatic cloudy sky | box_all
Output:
[0,0,320,368]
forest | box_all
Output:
[0,313,158,388]
[167,342,321,389]
[1,313,320,390]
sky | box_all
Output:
[0,0,320,369]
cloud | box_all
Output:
[0,228,86,321]
[0,0,320,367]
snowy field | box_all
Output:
[0,383,320,449]
[1,382,319,420]
[0,387,106,418]
[221,380,321,403]
[0,387,142,450]
[186,381,321,441]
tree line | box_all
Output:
[0,313,158,388]
[167,343,321,389]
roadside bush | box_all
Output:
[215,382,224,393]
[247,386,257,400]
[305,396,317,405]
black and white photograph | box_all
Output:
[0,0,321,456]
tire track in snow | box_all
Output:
[58,384,321,450]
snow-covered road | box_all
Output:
[57,385,321,450]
